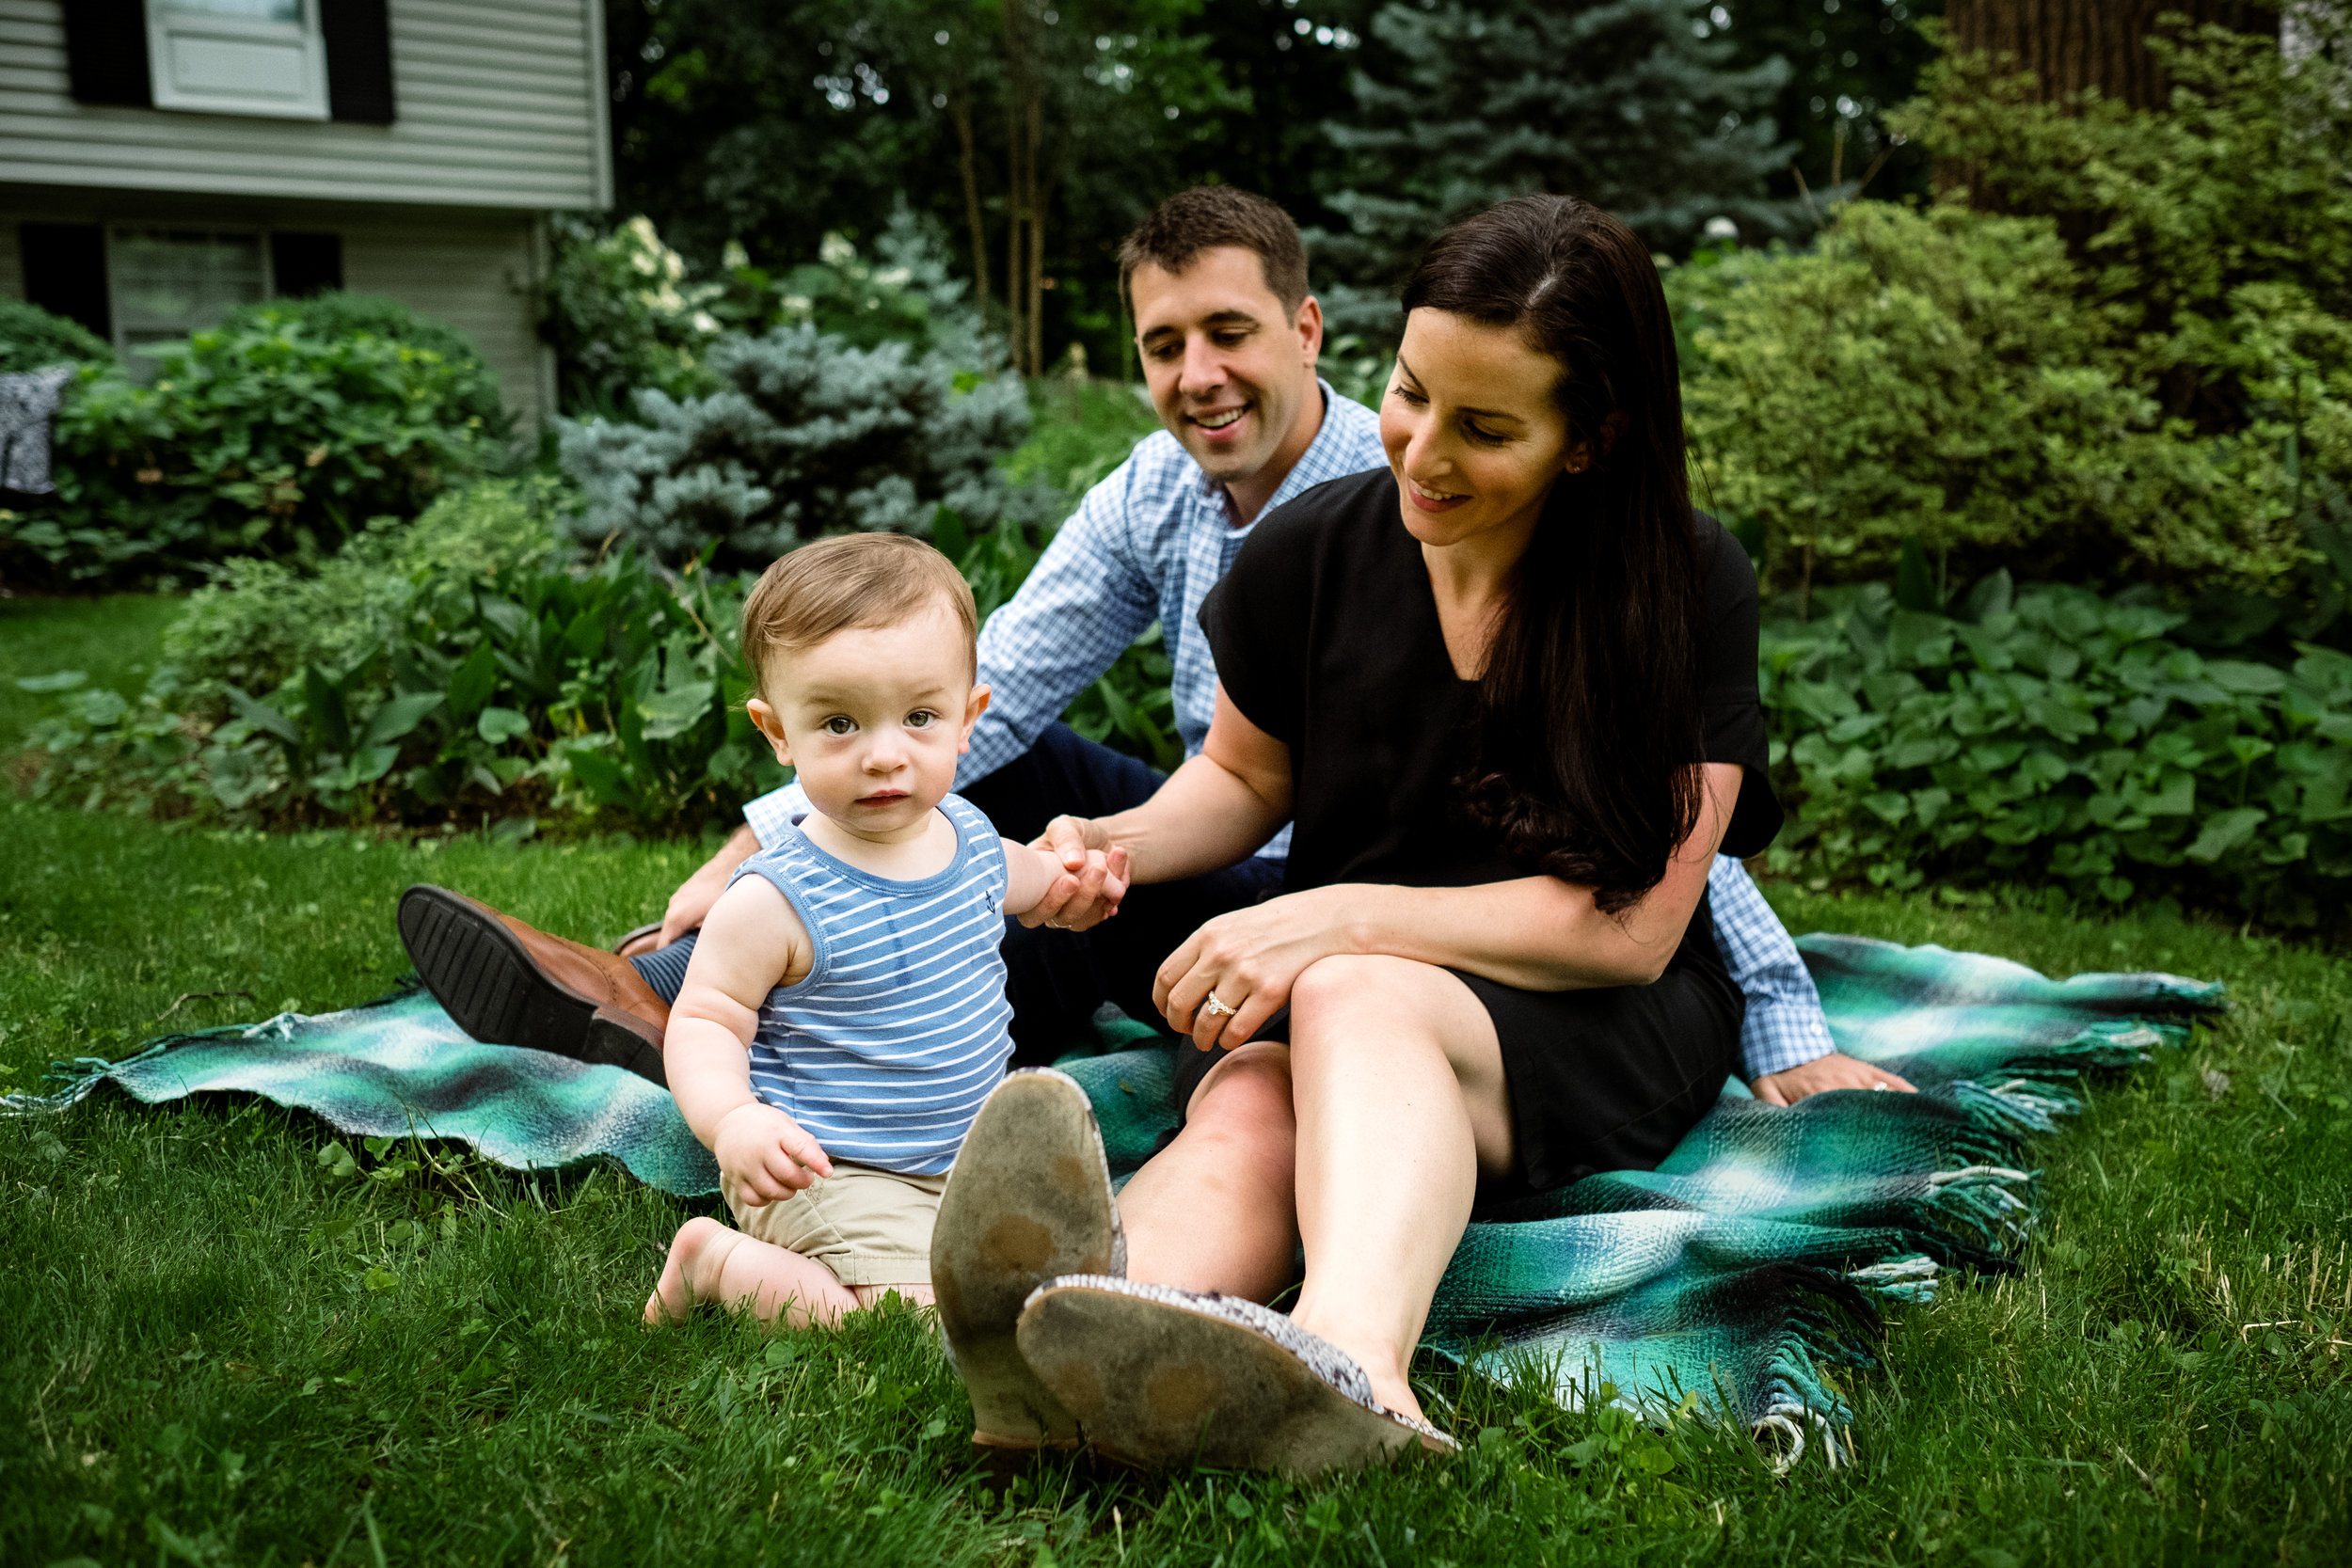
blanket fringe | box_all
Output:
[0,1045,172,1118]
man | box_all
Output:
[402,185,1889,1105]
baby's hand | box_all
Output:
[713,1101,834,1207]
[1021,844,1129,933]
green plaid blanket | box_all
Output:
[7,934,2221,1467]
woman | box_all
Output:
[931,194,1785,1476]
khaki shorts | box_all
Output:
[727,1160,946,1289]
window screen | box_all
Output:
[109,230,268,375]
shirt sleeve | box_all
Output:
[1708,855,1836,1079]
[1196,509,1316,746]
[959,460,1161,785]
[740,780,811,847]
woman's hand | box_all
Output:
[1750,1052,1916,1106]
[1019,816,1124,932]
[1152,885,1358,1051]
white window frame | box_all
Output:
[146,0,331,121]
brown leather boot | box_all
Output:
[397,885,669,1087]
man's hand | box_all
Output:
[1751,1052,1916,1107]
[712,1101,834,1207]
[647,824,763,949]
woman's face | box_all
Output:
[1378,308,1586,554]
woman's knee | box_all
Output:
[1290,954,1454,1028]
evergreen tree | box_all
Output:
[1315,0,1801,333]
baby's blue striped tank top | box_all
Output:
[729,793,1011,1176]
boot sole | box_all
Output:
[931,1069,1123,1449]
[398,886,666,1085]
[1016,1281,1422,1478]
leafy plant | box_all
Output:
[1762,570,2352,927]
[0,294,111,374]
[3,314,500,585]
[1675,201,2314,599]
[216,292,508,434]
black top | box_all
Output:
[1198,467,1779,895]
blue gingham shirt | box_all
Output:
[742,382,1832,1081]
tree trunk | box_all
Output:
[999,0,1041,375]
[949,91,991,321]
[1942,0,2279,108]
[1025,94,1044,380]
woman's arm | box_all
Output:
[1330,761,1740,991]
[1027,684,1293,929]
[1145,690,1742,1049]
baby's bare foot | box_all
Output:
[644,1215,734,1325]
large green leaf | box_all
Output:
[445,642,498,721]
[302,665,352,754]
[363,691,444,748]
[225,684,300,746]
[638,680,715,742]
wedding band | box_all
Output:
[1201,991,1236,1020]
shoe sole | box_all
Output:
[931,1069,1123,1449]
[398,886,667,1085]
[1016,1283,1421,1478]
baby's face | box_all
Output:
[747,608,988,844]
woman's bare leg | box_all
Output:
[644,1215,862,1328]
[1282,955,1512,1423]
[1117,1040,1301,1302]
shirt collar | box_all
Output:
[1189,377,1356,519]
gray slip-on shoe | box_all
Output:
[1014,1275,1456,1478]
[931,1069,1126,1449]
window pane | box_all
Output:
[162,0,304,20]
[111,230,266,373]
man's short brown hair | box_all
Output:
[1118,186,1310,316]
[739,533,977,698]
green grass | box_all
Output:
[3,595,2349,1563]
[0,594,182,752]
[2,800,2347,1565]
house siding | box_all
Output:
[2,187,555,430]
[0,0,610,211]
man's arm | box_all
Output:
[1709,856,1917,1103]
[956,462,1162,785]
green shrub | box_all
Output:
[557,321,1048,571]
[21,479,1178,832]
[1674,202,2311,596]
[1762,573,2352,927]
[0,295,111,374]
[217,292,508,433]
[3,315,499,584]
[24,479,784,830]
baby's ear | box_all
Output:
[961,683,992,750]
[746,697,791,764]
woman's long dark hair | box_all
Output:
[1402,195,1704,913]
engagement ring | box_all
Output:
[1201,991,1236,1020]
[1873,1082,1890,1090]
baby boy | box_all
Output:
[644,532,1126,1327]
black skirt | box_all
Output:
[1168,890,1745,1196]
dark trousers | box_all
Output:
[959,723,1284,1067]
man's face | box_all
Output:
[1130,245,1324,489]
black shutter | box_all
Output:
[22,224,113,342]
[321,0,395,124]
[270,232,343,298]
[63,0,153,108]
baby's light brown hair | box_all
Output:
[739,533,978,700]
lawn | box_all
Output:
[2,601,2348,1565]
